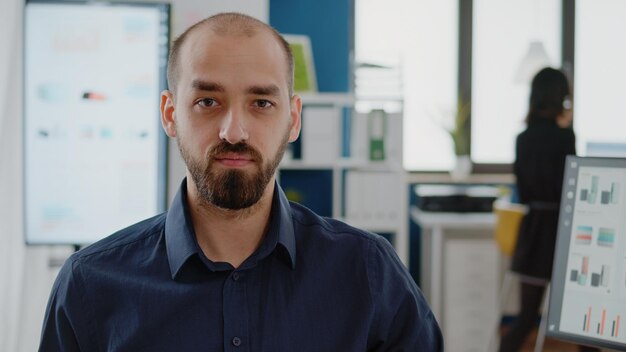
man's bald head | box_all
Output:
[166,12,295,96]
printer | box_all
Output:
[414,184,500,213]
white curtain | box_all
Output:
[0,0,26,350]
[0,2,73,351]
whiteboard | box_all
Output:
[24,2,169,245]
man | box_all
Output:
[40,12,442,351]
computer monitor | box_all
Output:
[547,155,626,350]
[24,1,170,245]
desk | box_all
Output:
[411,207,498,351]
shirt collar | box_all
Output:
[264,181,297,268]
[164,178,200,279]
[165,178,296,279]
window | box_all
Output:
[574,0,626,156]
[356,0,564,170]
[355,0,458,171]
[472,0,562,164]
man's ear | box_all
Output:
[288,94,302,142]
[160,90,177,137]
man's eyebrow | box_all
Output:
[191,80,225,92]
[247,85,281,97]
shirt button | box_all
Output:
[232,336,242,347]
[232,272,240,281]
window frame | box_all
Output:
[464,0,575,174]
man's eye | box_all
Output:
[197,98,217,107]
[255,100,273,109]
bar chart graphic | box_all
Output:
[576,225,593,245]
[569,255,610,288]
[579,174,621,205]
[590,265,610,288]
[597,228,616,248]
[610,183,620,204]
[570,255,590,286]
[580,175,599,204]
[582,306,621,338]
[601,182,620,205]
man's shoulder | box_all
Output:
[70,212,167,263]
[289,201,385,246]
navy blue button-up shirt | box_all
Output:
[40,179,442,351]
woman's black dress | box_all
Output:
[512,119,576,280]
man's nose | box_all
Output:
[219,107,249,144]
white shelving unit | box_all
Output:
[279,93,410,265]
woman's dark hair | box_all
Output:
[526,67,571,124]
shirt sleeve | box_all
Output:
[366,236,444,351]
[39,258,84,352]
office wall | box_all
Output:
[269,0,353,93]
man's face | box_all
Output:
[161,28,301,210]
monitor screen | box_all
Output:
[24,1,170,245]
[547,156,626,350]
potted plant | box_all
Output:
[449,97,471,180]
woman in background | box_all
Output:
[499,67,580,351]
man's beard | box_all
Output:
[178,131,290,210]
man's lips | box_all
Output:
[214,153,254,167]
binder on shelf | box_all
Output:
[351,110,403,166]
[368,109,386,161]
